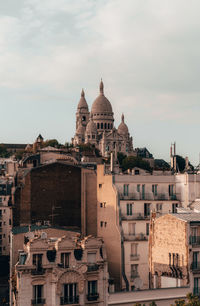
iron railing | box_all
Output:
[60,296,79,305]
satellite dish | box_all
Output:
[133,278,143,290]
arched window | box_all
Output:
[82,116,86,122]
[97,123,100,129]
[108,123,110,129]
[101,123,103,129]
[105,123,107,129]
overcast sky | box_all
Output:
[0,0,199,165]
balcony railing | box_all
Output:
[130,254,140,261]
[119,193,178,201]
[31,268,45,275]
[189,236,200,246]
[60,296,79,305]
[31,298,45,305]
[124,234,148,241]
[87,264,99,272]
[121,213,150,220]
[87,293,99,301]
[191,262,200,271]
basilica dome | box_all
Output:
[86,118,97,134]
[91,80,113,115]
[77,89,88,110]
[118,114,129,135]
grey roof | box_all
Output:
[172,212,200,222]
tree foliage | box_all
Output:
[0,145,11,158]
[171,293,200,306]
[117,152,127,166]
[122,156,152,172]
[42,139,61,148]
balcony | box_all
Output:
[31,268,45,275]
[124,234,148,241]
[31,298,46,305]
[87,264,99,272]
[189,236,200,246]
[60,296,79,305]
[121,213,150,221]
[87,293,99,301]
[130,254,140,261]
[119,192,179,201]
[191,262,200,272]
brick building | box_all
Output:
[14,162,97,236]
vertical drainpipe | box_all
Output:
[112,175,129,291]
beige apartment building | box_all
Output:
[13,229,108,306]
[97,164,181,291]
[149,212,200,295]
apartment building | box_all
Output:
[13,230,108,306]
[149,212,200,295]
[97,165,182,291]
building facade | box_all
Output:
[72,81,135,157]
[96,164,186,291]
[149,213,200,296]
[13,231,108,306]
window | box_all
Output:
[142,185,145,199]
[169,184,174,196]
[108,123,110,129]
[128,223,135,235]
[172,203,178,213]
[131,264,138,278]
[92,135,95,139]
[9,219,11,225]
[101,123,103,129]
[99,184,102,188]
[88,280,98,297]
[156,204,162,212]
[194,278,200,295]
[144,203,151,217]
[33,254,43,270]
[176,254,179,267]
[134,169,139,175]
[97,123,100,129]
[152,184,158,196]
[87,252,96,264]
[169,253,171,266]
[61,283,78,305]
[61,253,70,268]
[146,223,149,236]
[0,198,2,203]
[82,116,86,122]
[105,123,107,129]
[123,184,129,196]
[105,222,107,227]
[131,243,138,256]
[100,203,103,208]
[137,185,140,192]
[33,285,44,304]
[100,221,103,227]
[126,203,133,216]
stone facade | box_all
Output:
[13,230,108,306]
[149,213,200,295]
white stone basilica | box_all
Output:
[72,81,135,157]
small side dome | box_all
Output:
[86,118,97,134]
[118,114,129,135]
[77,89,88,110]
[76,123,85,135]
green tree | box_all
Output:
[117,152,127,166]
[171,293,200,306]
[122,156,152,172]
[42,139,61,148]
[0,145,11,158]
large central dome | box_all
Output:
[91,80,113,115]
